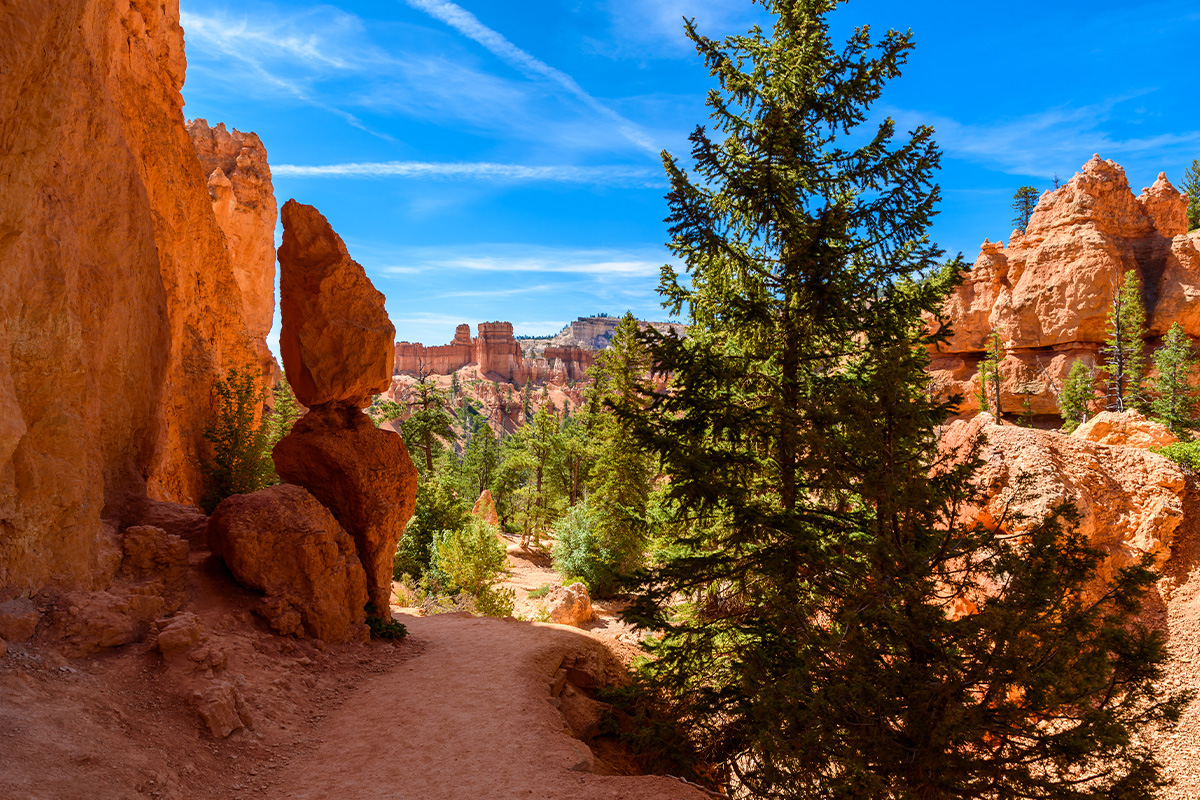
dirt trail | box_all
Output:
[263,613,705,800]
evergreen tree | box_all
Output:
[1184,158,1200,232]
[621,3,1181,797]
[1150,321,1198,437]
[460,421,500,500]
[265,374,301,447]
[202,366,274,511]
[975,330,1004,421]
[401,377,455,473]
[1058,358,1096,433]
[1100,269,1148,413]
[1011,185,1039,232]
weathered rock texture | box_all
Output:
[546,583,594,627]
[1072,410,1178,449]
[278,200,395,408]
[945,413,1186,584]
[273,407,418,615]
[472,490,500,527]
[207,484,370,643]
[931,156,1200,417]
[187,119,278,384]
[0,0,259,594]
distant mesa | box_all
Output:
[394,316,686,385]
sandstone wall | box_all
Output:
[187,119,278,384]
[0,0,257,591]
[932,156,1200,417]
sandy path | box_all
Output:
[263,612,706,800]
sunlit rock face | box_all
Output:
[0,0,256,592]
[931,157,1200,417]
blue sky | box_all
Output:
[179,0,1200,347]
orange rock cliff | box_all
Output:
[931,155,1200,418]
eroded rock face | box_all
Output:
[472,490,500,527]
[944,413,1186,584]
[278,200,395,408]
[187,119,278,384]
[206,484,370,643]
[931,157,1200,417]
[0,0,258,593]
[272,407,418,615]
[1072,410,1178,449]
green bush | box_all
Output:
[366,614,408,640]
[202,366,274,512]
[430,518,514,617]
[393,480,469,580]
[1153,440,1200,471]
[552,501,621,597]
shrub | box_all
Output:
[1153,440,1200,471]
[366,614,407,640]
[393,480,469,580]
[202,366,274,512]
[552,501,621,597]
[430,518,514,617]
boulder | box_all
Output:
[193,679,252,739]
[126,492,211,548]
[472,490,499,527]
[1071,410,1178,449]
[207,484,370,643]
[278,200,395,408]
[944,413,1186,584]
[272,406,419,615]
[0,597,42,642]
[52,585,168,656]
[0,0,260,596]
[546,583,594,627]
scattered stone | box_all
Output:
[155,613,203,664]
[273,405,418,616]
[52,585,166,656]
[277,199,395,408]
[0,598,42,643]
[126,497,210,548]
[546,583,594,628]
[207,484,371,643]
[194,680,252,739]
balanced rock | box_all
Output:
[207,484,370,643]
[1072,410,1178,449]
[930,156,1200,417]
[944,413,1186,584]
[273,406,418,615]
[546,583,594,627]
[278,200,395,408]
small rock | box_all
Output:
[194,680,252,739]
[546,583,594,628]
[0,598,42,642]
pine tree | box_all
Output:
[975,330,1004,422]
[401,377,455,473]
[1058,358,1096,433]
[1150,321,1198,437]
[620,3,1181,797]
[1100,269,1148,412]
[1184,158,1200,232]
[1011,185,1039,232]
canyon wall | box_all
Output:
[187,119,279,384]
[0,0,258,592]
[932,156,1200,416]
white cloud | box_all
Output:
[403,0,660,155]
[273,160,665,186]
[598,0,756,55]
[371,243,676,279]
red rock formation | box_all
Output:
[931,156,1200,417]
[472,490,499,527]
[944,413,1186,584]
[395,323,599,385]
[545,583,594,627]
[278,200,395,408]
[273,406,418,616]
[207,484,370,643]
[1072,410,1178,449]
[0,0,258,593]
[187,119,279,385]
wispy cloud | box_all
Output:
[273,160,665,186]
[889,95,1200,178]
[403,0,660,156]
[369,244,675,279]
[437,284,555,299]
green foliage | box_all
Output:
[1101,269,1148,412]
[365,614,408,640]
[618,3,1182,797]
[1150,321,1198,437]
[527,583,553,599]
[1153,439,1200,470]
[202,366,275,512]
[400,378,455,474]
[975,330,1004,420]
[1011,185,1039,232]
[393,479,469,580]
[1058,358,1096,432]
[551,501,622,596]
[1184,158,1200,232]
[367,397,404,428]
[264,374,301,447]
[430,518,514,617]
